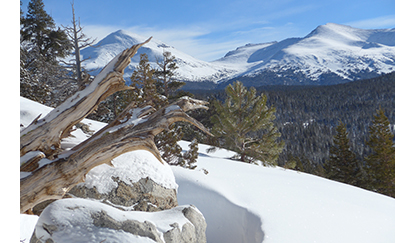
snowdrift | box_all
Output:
[20,97,395,243]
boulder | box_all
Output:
[30,198,207,243]
[67,150,179,212]
[68,176,178,212]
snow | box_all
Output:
[106,107,151,135]
[20,97,395,242]
[81,29,241,83]
[20,151,44,166]
[20,96,52,130]
[33,198,193,243]
[79,24,395,85]
[174,141,395,243]
[165,105,181,114]
[81,150,177,194]
[20,214,39,242]
[20,49,122,136]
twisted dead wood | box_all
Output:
[20,39,212,213]
[20,97,211,213]
[20,37,152,158]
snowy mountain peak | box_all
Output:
[81,24,395,89]
[81,29,239,83]
[306,23,395,46]
[214,23,395,86]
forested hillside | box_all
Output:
[192,72,395,170]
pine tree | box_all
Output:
[130,53,165,109]
[21,0,71,62]
[20,0,72,106]
[210,81,284,166]
[325,120,363,186]
[155,124,184,165]
[364,109,395,197]
[182,138,199,169]
[153,51,189,166]
[155,51,184,98]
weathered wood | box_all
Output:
[20,97,211,213]
[20,37,152,158]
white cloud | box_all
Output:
[81,21,307,62]
[346,15,395,29]
[82,24,245,61]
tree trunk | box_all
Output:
[20,39,212,213]
[20,37,151,159]
[20,97,211,213]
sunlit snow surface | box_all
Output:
[174,141,395,243]
[20,97,395,243]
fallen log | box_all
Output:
[20,37,152,158]
[20,39,212,213]
[20,97,211,213]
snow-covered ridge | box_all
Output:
[80,23,395,86]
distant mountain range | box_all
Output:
[81,23,395,90]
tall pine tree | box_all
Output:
[21,0,71,62]
[155,51,184,98]
[364,108,395,197]
[325,120,363,186]
[130,53,165,108]
[210,81,284,165]
[20,0,72,106]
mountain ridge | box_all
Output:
[80,23,395,89]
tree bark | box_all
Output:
[20,39,212,213]
[20,37,152,158]
[20,97,211,213]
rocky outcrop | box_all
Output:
[30,198,206,243]
[68,176,178,212]
[29,150,206,242]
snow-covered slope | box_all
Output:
[20,97,395,242]
[80,24,395,88]
[174,141,395,243]
[81,30,239,83]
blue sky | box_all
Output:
[20,0,395,61]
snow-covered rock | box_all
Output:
[68,151,178,212]
[30,198,206,243]
[19,97,205,242]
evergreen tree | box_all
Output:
[182,138,199,170]
[21,0,71,62]
[155,51,184,98]
[364,109,395,197]
[20,0,72,106]
[20,52,51,104]
[131,53,165,108]
[154,51,190,166]
[210,81,284,165]
[155,124,184,165]
[325,120,363,186]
